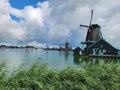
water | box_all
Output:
[0,49,120,73]
[0,49,75,72]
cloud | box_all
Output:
[47,0,120,48]
[0,0,50,46]
[0,0,24,43]
[0,0,120,49]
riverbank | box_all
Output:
[0,62,120,89]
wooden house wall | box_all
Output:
[87,39,118,55]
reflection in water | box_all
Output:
[0,49,41,74]
[73,55,120,65]
[73,56,91,65]
[73,55,81,65]
[64,51,69,63]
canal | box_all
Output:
[0,48,120,73]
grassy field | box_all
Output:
[0,61,120,90]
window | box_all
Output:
[100,45,103,48]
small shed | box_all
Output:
[84,39,120,56]
[73,47,82,55]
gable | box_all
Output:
[87,39,116,50]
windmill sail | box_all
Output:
[89,10,93,26]
[80,10,103,46]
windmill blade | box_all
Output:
[80,24,89,28]
[89,10,93,26]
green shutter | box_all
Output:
[93,48,99,55]
[99,50,104,55]
[99,49,106,55]
[118,51,120,56]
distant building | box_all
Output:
[25,45,34,48]
[0,45,7,48]
[47,45,49,49]
[65,40,69,50]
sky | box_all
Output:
[0,0,120,49]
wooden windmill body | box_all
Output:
[80,10,103,47]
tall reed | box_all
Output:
[0,61,120,90]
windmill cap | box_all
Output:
[90,24,100,28]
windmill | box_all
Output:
[80,10,103,47]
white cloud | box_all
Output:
[47,0,120,48]
[0,0,50,44]
[0,0,120,49]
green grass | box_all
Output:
[0,61,120,90]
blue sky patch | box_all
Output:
[10,14,21,22]
[9,0,47,9]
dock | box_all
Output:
[88,54,120,59]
